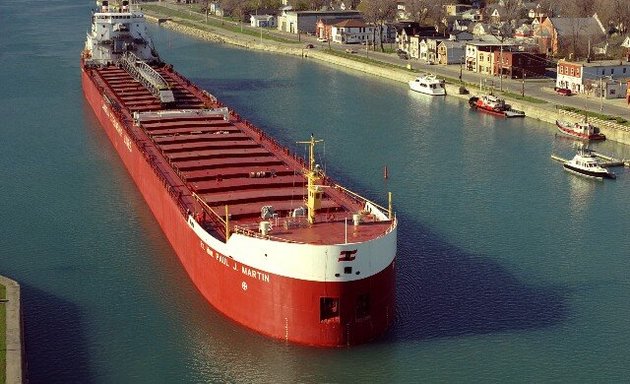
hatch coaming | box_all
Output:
[90,62,394,245]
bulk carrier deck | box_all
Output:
[91,63,394,244]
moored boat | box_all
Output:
[556,119,606,141]
[408,74,446,96]
[563,147,616,179]
[81,0,397,347]
[468,94,525,118]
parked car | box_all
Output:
[305,43,314,49]
[555,87,572,96]
[397,51,409,60]
[317,37,328,42]
[345,48,357,54]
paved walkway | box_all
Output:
[0,276,22,384]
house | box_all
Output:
[413,36,446,61]
[536,14,606,56]
[445,4,473,16]
[331,19,375,44]
[461,9,483,22]
[557,59,630,98]
[465,41,519,73]
[514,24,532,38]
[528,3,547,21]
[208,2,224,17]
[395,22,440,53]
[277,10,361,34]
[622,36,630,60]
[471,23,494,36]
[493,51,547,78]
[437,40,466,64]
[453,19,473,32]
[250,15,276,28]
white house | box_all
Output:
[331,19,374,44]
[250,15,276,28]
[557,59,630,98]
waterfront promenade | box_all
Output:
[141,2,630,144]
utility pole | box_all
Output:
[499,40,503,92]
[599,77,604,112]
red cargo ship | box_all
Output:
[81,0,397,347]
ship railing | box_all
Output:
[190,192,228,235]
[231,224,305,244]
[332,184,393,221]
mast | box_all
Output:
[297,135,323,224]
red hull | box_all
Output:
[555,122,606,141]
[81,67,395,346]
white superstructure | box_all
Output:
[408,74,446,96]
[83,0,158,65]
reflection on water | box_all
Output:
[567,173,598,221]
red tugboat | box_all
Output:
[555,120,606,141]
[468,94,525,118]
[81,0,397,347]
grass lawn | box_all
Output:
[141,4,299,44]
[1,283,6,384]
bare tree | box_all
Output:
[358,0,397,52]
[554,0,595,17]
[594,0,630,34]
[288,0,328,11]
[404,0,448,27]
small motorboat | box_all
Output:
[563,147,616,179]
[556,119,606,141]
[468,94,525,118]
[408,74,446,96]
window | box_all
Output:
[559,66,563,74]
[320,297,340,322]
[611,68,614,74]
[356,294,370,320]
[570,68,574,76]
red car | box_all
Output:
[555,87,572,96]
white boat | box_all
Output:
[408,74,446,96]
[563,147,616,180]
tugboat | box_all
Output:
[563,146,616,179]
[468,94,525,118]
[555,119,606,141]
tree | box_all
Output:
[358,0,397,52]
[287,0,328,11]
[404,0,449,27]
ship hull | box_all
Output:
[555,121,606,141]
[81,67,395,347]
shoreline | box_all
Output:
[0,276,23,384]
[144,12,630,146]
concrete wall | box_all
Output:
[1,276,23,384]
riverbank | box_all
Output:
[142,5,630,146]
[0,276,23,384]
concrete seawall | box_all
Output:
[152,18,630,146]
[1,276,23,384]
